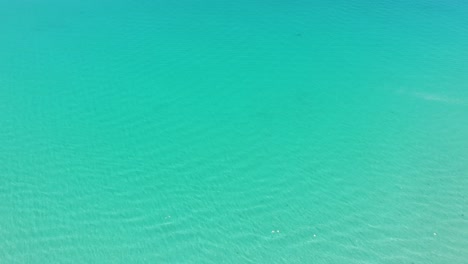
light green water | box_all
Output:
[1,0,467,263]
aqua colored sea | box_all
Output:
[1,0,467,263]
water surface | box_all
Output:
[1,0,467,263]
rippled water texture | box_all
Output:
[1,0,467,263]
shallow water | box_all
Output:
[1,0,467,263]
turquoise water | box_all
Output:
[1,0,468,263]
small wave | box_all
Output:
[413,92,464,105]
[397,89,466,105]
